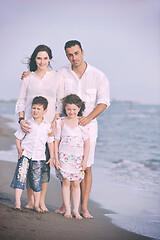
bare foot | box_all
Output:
[81,209,93,219]
[55,206,65,215]
[73,212,83,219]
[64,213,72,218]
[40,203,49,212]
[24,204,34,210]
[14,206,21,211]
[35,207,43,213]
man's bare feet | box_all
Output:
[81,209,93,219]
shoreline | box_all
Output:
[0,115,153,240]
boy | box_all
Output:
[10,96,54,212]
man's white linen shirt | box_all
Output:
[15,118,54,160]
[56,64,110,140]
[15,71,61,123]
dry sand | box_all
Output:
[0,116,152,240]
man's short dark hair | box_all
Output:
[64,40,83,52]
[32,96,48,110]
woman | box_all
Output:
[16,44,61,212]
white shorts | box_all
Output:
[87,140,97,167]
[87,120,98,167]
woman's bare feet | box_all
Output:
[24,203,34,210]
[64,213,72,218]
[81,209,93,219]
[55,205,65,215]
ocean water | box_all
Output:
[0,101,160,239]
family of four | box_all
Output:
[10,40,110,219]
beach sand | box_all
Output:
[0,116,152,240]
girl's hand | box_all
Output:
[46,158,55,168]
[17,147,24,159]
[79,160,87,171]
[55,160,62,170]
[20,120,31,133]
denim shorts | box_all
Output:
[10,156,30,190]
[42,144,50,183]
[27,160,46,192]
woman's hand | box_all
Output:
[20,120,31,133]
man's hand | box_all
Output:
[20,120,31,133]
[21,71,30,80]
[78,116,92,126]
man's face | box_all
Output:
[66,45,84,68]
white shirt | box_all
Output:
[15,118,54,160]
[56,64,110,140]
[15,71,61,123]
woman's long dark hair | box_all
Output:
[62,94,85,116]
[28,45,53,71]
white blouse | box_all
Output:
[15,71,62,123]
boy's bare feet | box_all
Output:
[40,202,49,212]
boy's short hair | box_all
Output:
[32,96,48,110]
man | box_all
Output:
[55,40,110,218]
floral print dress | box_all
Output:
[55,118,89,182]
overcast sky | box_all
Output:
[1,0,160,104]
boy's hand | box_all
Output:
[46,158,55,168]
[48,122,56,137]
[21,71,31,80]
[20,120,31,133]
[18,147,24,159]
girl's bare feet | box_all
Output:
[35,207,43,213]
[73,212,83,219]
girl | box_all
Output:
[55,94,90,219]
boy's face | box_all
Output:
[31,104,47,119]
